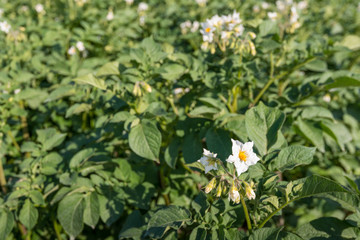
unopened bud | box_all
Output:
[249,41,256,56]
[216,182,222,197]
[249,32,256,39]
[133,82,142,97]
[245,181,256,200]
[205,177,216,194]
[141,82,152,93]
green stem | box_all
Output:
[0,158,7,194]
[240,192,252,232]
[7,130,20,152]
[258,200,291,228]
[53,218,63,240]
[250,57,315,108]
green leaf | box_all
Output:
[119,210,146,239]
[0,209,14,240]
[295,120,325,152]
[65,103,92,118]
[146,206,191,239]
[19,199,38,230]
[341,35,360,50]
[249,228,281,240]
[129,120,161,162]
[83,192,100,229]
[305,59,327,72]
[324,76,360,90]
[189,226,207,240]
[296,217,358,239]
[43,133,67,151]
[182,133,202,164]
[74,73,106,90]
[36,128,66,151]
[301,106,333,120]
[45,85,76,102]
[269,146,316,171]
[259,20,279,37]
[205,128,232,161]
[160,64,186,81]
[69,148,95,169]
[98,187,124,226]
[57,193,85,238]
[164,138,180,169]
[96,61,120,77]
[245,102,285,156]
[321,120,352,151]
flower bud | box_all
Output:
[249,32,256,39]
[216,182,222,197]
[133,82,142,97]
[205,177,216,194]
[245,181,256,200]
[249,41,256,56]
[228,181,240,204]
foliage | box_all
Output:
[0,0,360,239]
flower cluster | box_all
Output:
[197,139,260,204]
[266,0,307,33]
[138,2,149,26]
[180,20,200,35]
[68,41,87,57]
[0,21,11,34]
[199,11,256,55]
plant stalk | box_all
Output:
[240,192,252,232]
[250,57,316,108]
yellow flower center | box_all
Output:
[205,27,211,33]
[238,151,247,162]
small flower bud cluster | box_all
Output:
[268,0,307,33]
[133,81,152,97]
[197,139,260,204]
[199,11,256,55]
[195,0,207,7]
[180,21,200,35]
[75,0,88,7]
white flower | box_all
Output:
[261,2,270,9]
[139,16,145,26]
[35,4,44,13]
[221,31,231,40]
[138,2,148,12]
[323,94,331,103]
[228,181,240,204]
[253,5,260,13]
[226,139,260,176]
[76,41,85,52]
[276,1,286,11]
[68,46,76,55]
[234,24,244,37]
[223,11,242,31]
[191,21,200,32]
[20,6,29,12]
[197,149,218,174]
[195,0,207,7]
[125,0,134,5]
[209,15,223,28]
[290,6,299,24]
[297,1,307,10]
[268,12,278,21]
[200,21,215,43]
[14,89,21,95]
[0,21,11,34]
[106,10,114,21]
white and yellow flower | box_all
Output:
[197,149,218,173]
[200,21,215,43]
[245,181,256,200]
[226,139,260,176]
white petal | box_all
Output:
[242,141,254,152]
[234,161,248,176]
[231,139,241,156]
[246,152,260,166]
[226,155,236,163]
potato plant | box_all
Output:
[0,0,360,239]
